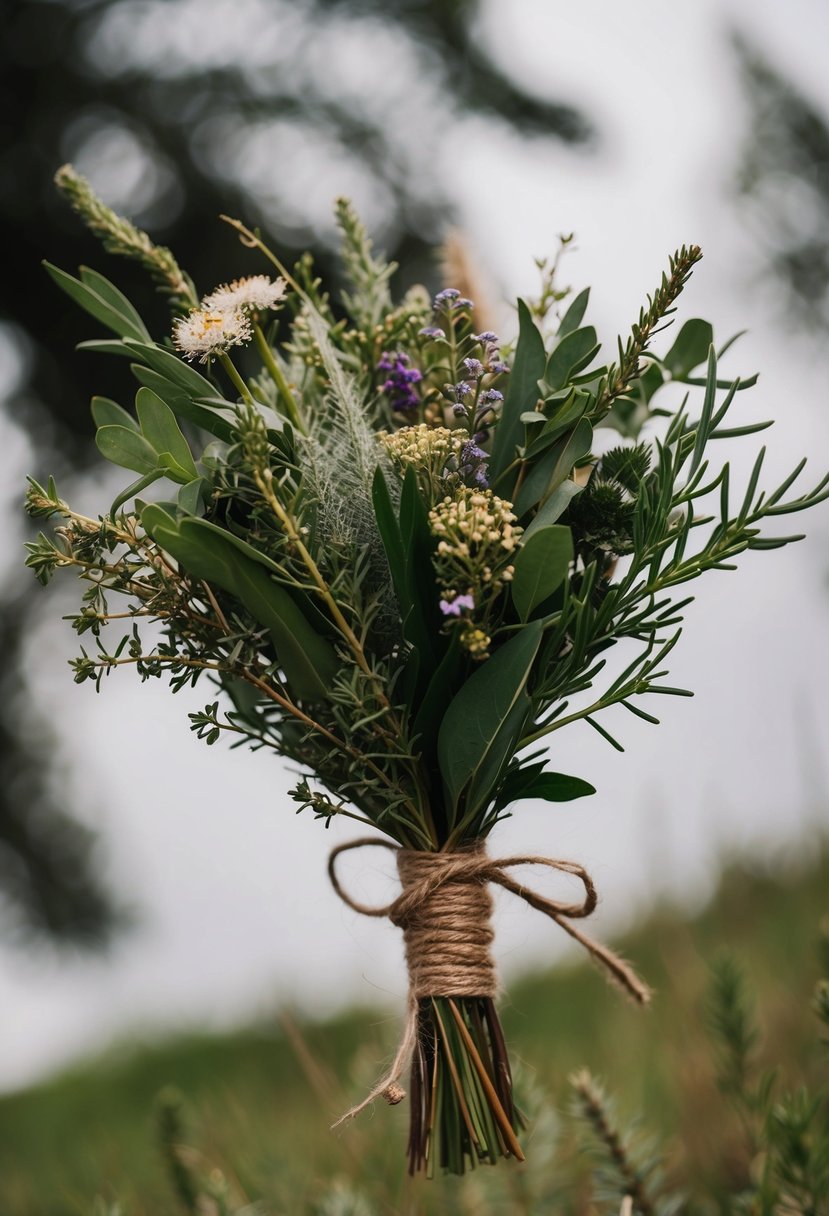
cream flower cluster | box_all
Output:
[429,488,522,657]
[380,424,466,469]
[172,275,286,363]
[380,424,470,502]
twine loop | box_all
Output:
[328,836,650,1125]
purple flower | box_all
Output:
[452,402,468,417]
[473,331,499,344]
[419,325,446,340]
[450,380,471,401]
[434,288,474,312]
[480,388,504,404]
[459,439,490,488]
[440,593,475,617]
[462,357,485,378]
[488,361,510,374]
[377,350,422,412]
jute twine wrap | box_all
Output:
[328,837,651,1124]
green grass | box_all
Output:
[1,847,827,1215]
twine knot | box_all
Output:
[328,837,650,1124]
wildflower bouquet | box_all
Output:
[26,167,828,1177]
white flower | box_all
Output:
[201,275,287,314]
[172,308,253,363]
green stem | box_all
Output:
[253,322,306,433]
[219,351,254,405]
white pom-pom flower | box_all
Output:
[172,308,253,363]
[201,275,287,314]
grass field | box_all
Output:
[1,845,827,1215]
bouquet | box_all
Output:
[26,167,828,1176]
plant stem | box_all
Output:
[219,351,254,405]
[253,322,306,433]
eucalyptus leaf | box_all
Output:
[95,425,158,475]
[558,287,590,337]
[372,467,407,604]
[466,692,531,816]
[511,525,573,621]
[490,300,546,491]
[110,470,165,517]
[136,388,199,480]
[78,267,152,342]
[495,766,595,810]
[123,339,217,398]
[77,339,136,359]
[130,365,237,443]
[91,396,138,432]
[398,467,443,697]
[542,326,599,393]
[156,452,198,484]
[521,480,582,541]
[437,621,543,816]
[141,505,338,702]
[44,262,150,343]
[514,418,593,516]
[663,318,714,379]
[177,478,206,516]
[524,390,589,460]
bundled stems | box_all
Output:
[408,997,523,1176]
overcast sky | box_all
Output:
[2,0,828,1092]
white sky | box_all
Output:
[2,0,828,1092]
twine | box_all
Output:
[328,837,651,1124]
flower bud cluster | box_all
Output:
[429,488,522,657]
[380,424,466,472]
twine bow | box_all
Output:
[328,837,651,1124]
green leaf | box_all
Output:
[141,506,338,702]
[524,389,589,460]
[522,480,582,541]
[123,339,217,399]
[558,287,590,337]
[95,425,159,475]
[44,263,149,342]
[110,470,166,517]
[542,326,600,393]
[411,632,464,771]
[511,525,573,621]
[495,766,595,810]
[514,417,593,516]
[398,467,443,693]
[157,452,198,483]
[130,365,237,443]
[77,339,135,359]
[663,319,714,380]
[177,478,206,516]
[78,267,151,342]
[91,396,138,431]
[490,301,546,491]
[371,467,407,603]
[437,620,543,816]
[136,388,199,481]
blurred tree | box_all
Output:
[1,0,591,944]
[734,32,829,332]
